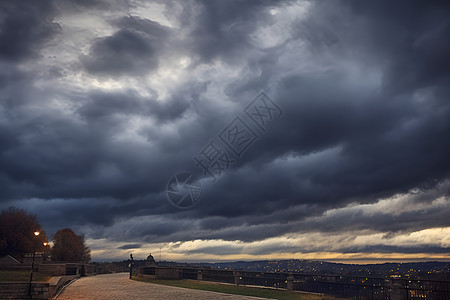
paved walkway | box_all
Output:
[57,273,273,299]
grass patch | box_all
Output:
[0,270,53,282]
[132,277,342,300]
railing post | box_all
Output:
[197,269,203,281]
[389,279,407,300]
[287,274,294,291]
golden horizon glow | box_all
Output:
[89,248,450,264]
[87,226,450,263]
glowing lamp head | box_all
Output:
[34,231,40,236]
[43,242,48,246]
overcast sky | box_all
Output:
[1,0,449,263]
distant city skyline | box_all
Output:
[0,0,449,263]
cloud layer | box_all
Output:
[0,0,449,261]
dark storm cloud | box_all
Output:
[81,16,171,76]
[181,0,450,219]
[0,0,60,61]
[183,244,450,256]
[77,181,448,245]
[224,245,449,256]
[0,80,201,203]
[340,245,450,255]
[117,243,142,250]
[181,0,279,64]
[148,0,450,244]
[55,0,118,12]
[78,87,198,125]
[0,0,449,257]
[345,0,450,95]
[0,61,28,90]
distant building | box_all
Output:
[146,253,156,266]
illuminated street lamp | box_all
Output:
[29,231,40,296]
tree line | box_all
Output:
[0,207,90,262]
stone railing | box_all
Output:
[137,266,450,300]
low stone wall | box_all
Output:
[156,268,180,279]
[0,282,49,299]
[38,264,66,276]
[0,282,29,299]
[138,267,180,279]
[0,275,78,299]
[38,263,96,277]
[30,282,50,299]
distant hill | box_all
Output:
[191,259,450,280]
[112,258,449,280]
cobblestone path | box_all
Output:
[57,272,273,299]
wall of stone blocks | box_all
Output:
[0,282,28,299]
[155,268,180,279]
[30,283,50,299]
[38,264,67,276]
[0,282,50,299]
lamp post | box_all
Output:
[43,242,49,262]
[28,231,40,297]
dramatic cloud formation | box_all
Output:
[0,0,449,262]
